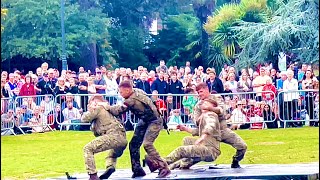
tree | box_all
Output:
[1,0,115,70]
[204,0,268,69]
[145,14,201,68]
[1,8,8,32]
[192,0,215,67]
[234,0,319,68]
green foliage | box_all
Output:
[145,13,201,67]
[1,5,8,32]
[1,0,112,65]
[234,0,319,68]
[109,26,150,69]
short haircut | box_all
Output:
[119,80,133,89]
[170,71,177,76]
[88,95,106,104]
[185,87,194,94]
[210,90,218,94]
[204,98,218,107]
[196,82,209,91]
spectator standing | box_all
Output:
[94,70,107,95]
[151,70,168,99]
[37,73,55,95]
[252,68,271,102]
[225,72,238,93]
[206,69,224,94]
[167,71,184,109]
[302,70,318,126]
[54,77,68,104]
[156,60,168,73]
[147,70,156,85]
[78,73,89,112]
[136,72,152,94]
[283,70,299,124]
[105,70,118,105]
[262,79,277,105]
[19,75,36,96]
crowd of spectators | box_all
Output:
[1,60,319,135]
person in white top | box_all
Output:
[252,68,271,101]
[62,101,81,130]
[105,70,119,105]
[225,72,238,93]
[283,70,299,123]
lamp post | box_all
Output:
[60,0,67,70]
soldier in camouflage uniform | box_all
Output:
[81,95,127,180]
[191,82,247,168]
[149,99,221,170]
[98,80,171,178]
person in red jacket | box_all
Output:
[19,75,36,96]
[262,78,277,102]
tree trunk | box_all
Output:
[80,43,97,72]
[78,0,98,72]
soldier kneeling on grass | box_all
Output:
[81,95,127,180]
[145,98,221,171]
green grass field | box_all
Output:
[1,127,319,179]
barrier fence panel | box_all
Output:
[12,95,56,134]
[130,91,277,131]
[5,89,318,135]
[1,99,16,135]
[277,89,319,128]
[55,94,121,131]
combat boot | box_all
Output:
[231,160,241,168]
[99,166,115,179]
[89,173,100,180]
[157,168,171,178]
[131,167,146,178]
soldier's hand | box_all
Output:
[177,124,188,131]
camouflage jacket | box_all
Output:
[81,106,126,137]
[191,94,228,130]
[107,88,160,122]
[190,111,221,154]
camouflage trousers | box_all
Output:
[83,133,127,174]
[165,136,220,170]
[221,128,247,162]
[129,118,168,173]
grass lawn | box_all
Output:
[1,127,319,179]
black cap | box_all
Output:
[43,72,49,76]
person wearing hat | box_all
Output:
[81,95,127,180]
[36,72,55,95]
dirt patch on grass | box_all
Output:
[255,142,285,145]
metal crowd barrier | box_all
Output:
[152,91,277,130]
[55,94,121,131]
[277,89,319,128]
[1,95,56,135]
[1,105,16,136]
[2,89,319,135]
